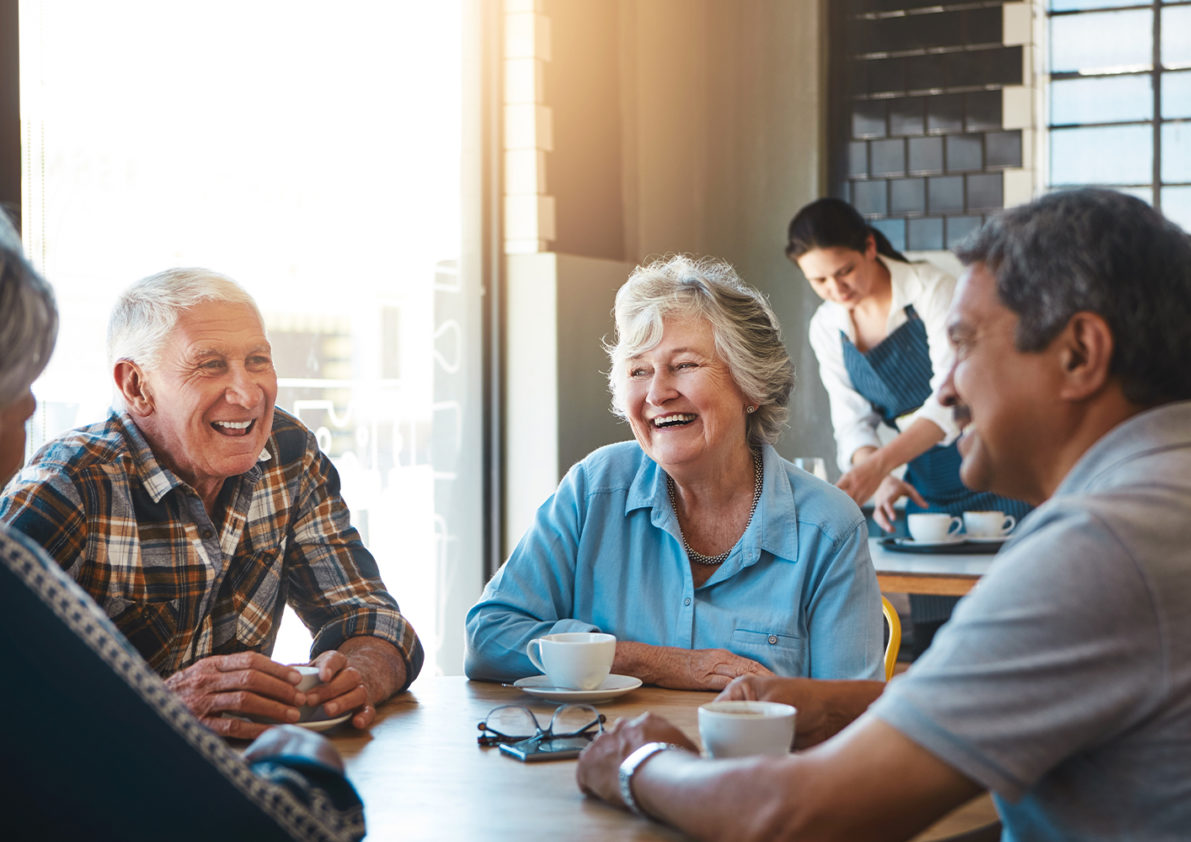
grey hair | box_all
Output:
[955,188,1191,406]
[107,268,263,369]
[0,215,58,406]
[606,254,794,446]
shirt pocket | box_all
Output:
[731,627,807,677]
[106,597,181,673]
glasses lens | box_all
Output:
[482,705,541,741]
[549,704,603,737]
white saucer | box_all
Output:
[965,535,1011,544]
[895,535,964,548]
[512,674,643,703]
[296,712,352,732]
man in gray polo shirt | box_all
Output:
[574,188,1191,841]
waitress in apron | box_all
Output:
[785,198,1031,654]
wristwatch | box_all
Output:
[618,741,685,819]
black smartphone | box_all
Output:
[498,735,592,762]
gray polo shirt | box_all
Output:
[871,401,1191,841]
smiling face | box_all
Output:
[939,263,1061,504]
[795,236,884,310]
[621,315,751,479]
[125,300,277,504]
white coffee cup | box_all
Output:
[698,701,797,759]
[907,512,963,543]
[963,510,1016,538]
[294,665,325,722]
[526,632,616,690]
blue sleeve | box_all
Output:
[464,464,602,682]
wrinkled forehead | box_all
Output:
[169,300,270,351]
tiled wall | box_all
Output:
[829,0,1027,251]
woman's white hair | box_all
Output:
[0,215,58,407]
[606,254,794,446]
[107,268,263,369]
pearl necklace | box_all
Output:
[667,448,763,566]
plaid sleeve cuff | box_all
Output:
[311,608,425,691]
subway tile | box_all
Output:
[848,141,869,178]
[869,56,907,96]
[907,217,945,251]
[906,54,947,94]
[871,139,907,177]
[985,130,1023,168]
[927,94,965,134]
[946,215,984,249]
[966,173,1003,212]
[946,134,984,172]
[964,7,1002,47]
[851,179,888,216]
[890,178,926,215]
[852,100,888,139]
[889,97,926,137]
[871,217,906,253]
[928,175,966,213]
[908,136,945,174]
[965,90,1002,132]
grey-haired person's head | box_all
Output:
[606,254,794,446]
[0,215,58,407]
[955,188,1191,407]
[107,268,263,370]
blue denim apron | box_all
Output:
[841,305,1032,624]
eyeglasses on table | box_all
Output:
[476,703,606,747]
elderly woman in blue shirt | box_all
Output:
[465,255,884,689]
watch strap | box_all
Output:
[618,741,684,819]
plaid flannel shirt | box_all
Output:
[0,408,423,683]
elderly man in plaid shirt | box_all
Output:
[1,268,423,739]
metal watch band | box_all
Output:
[618,741,683,819]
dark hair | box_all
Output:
[785,197,908,263]
[955,188,1191,406]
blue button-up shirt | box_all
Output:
[465,442,883,682]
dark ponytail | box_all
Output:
[785,198,908,263]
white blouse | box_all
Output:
[808,255,960,472]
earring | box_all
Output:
[745,405,755,414]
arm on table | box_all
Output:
[577,710,981,842]
[613,641,772,691]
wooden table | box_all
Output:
[870,537,996,596]
[332,676,998,840]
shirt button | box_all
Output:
[200,529,214,540]
[683,597,691,606]
[768,635,778,645]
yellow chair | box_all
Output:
[881,595,902,680]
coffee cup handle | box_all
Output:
[948,516,963,535]
[1002,515,1016,534]
[526,639,546,673]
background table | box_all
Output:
[332,676,998,840]
[870,537,995,596]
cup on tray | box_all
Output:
[697,700,797,759]
[526,632,616,690]
[907,512,963,543]
[963,510,1016,539]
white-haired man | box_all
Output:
[1,268,422,738]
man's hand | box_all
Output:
[717,675,886,749]
[836,454,891,506]
[164,652,305,739]
[303,636,407,730]
[576,713,696,809]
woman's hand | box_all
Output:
[871,475,927,532]
[836,455,891,506]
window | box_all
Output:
[1045,1,1191,230]
[18,0,489,674]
